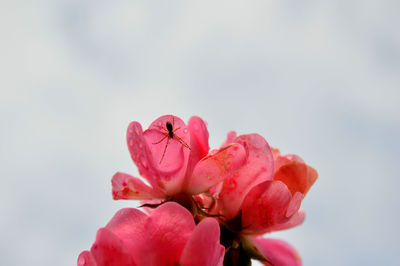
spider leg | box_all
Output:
[174,135,191,150]
[152,134,168,144]
[159,136,170,164]
[173,126,181,132]
[172,116,175,127]
[154,125,167,132]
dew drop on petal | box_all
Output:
[183,128,188,134]
[129,140,134,146]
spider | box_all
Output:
[152,116,191,164]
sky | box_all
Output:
[1,1,399,265]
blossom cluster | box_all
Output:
[78,115,318,266]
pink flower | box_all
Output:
[240,148,318,234]
[78,202,224,266]
[205,132,317,234]
[112,115,246,200]
[209,132,275,221]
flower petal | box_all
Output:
[216,134,274,220]
[134,202,196,266]
[126,115,191,196]
[185,116,210,176]
[272,149,304,172]
[250,237,302,266]
[285,192,303,218]
[241,181,292,234]
[77,251,96,266]
[111,172,164,200]
[79,203,206,266]
[222,131,237,146]
[180,218,225,266]
[90,228,137,266]
[143,115,191,195]
[274,161,318,196]
[186,143,247,195]
[104,208,148,253]
[126,121,158,189]
[267,210,306,232]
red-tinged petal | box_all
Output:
[104,208,148,253]
[111,172,164,200]
[286,192,303,218]
[180,218,225,266]
[273,152,304,173]
[77,251,96,266]
[126,115,191,196]
[143,115,191,195]
[186,143,247,195]
[222,131,237,146]
[267,210,306,232]
[241,181,292,234]
[126,121,159,189]
[134,202,196,266]
[139,199,164,214]
[274,161,318,196]
[249,237,302,266]
[185,116,210,177]
[90,228,137,266]
[216,134,274,220]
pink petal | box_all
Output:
[126,115,191,196]
[180,218,225,266]
[241,181,292,234]
[126,121,158,189]
[104,208,148,253]
[139,199,164,214]
[222,131,237,146]
[111,172,164,200]
[216,134,274,220]
[273,151,304,173]
[77,251,96,266]
[79,203,204,266]
[90,228,137,266]
[249,237,302,266]
[143,115,191,195]
[267,210,306,232]
[133,202,196,266]
[285,192,303,218]
[184,116,210,177]
[186,143,247,195]
[274,161,318,196]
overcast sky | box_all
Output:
[1,1,399,265]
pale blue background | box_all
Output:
[1,1,399,265]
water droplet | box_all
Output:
[128,127,133,133]
[139,142,143,148]
[129,140,134,146]
[183,128,188,134]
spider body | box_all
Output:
[166,121,174,138]
[152,117,191,164]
